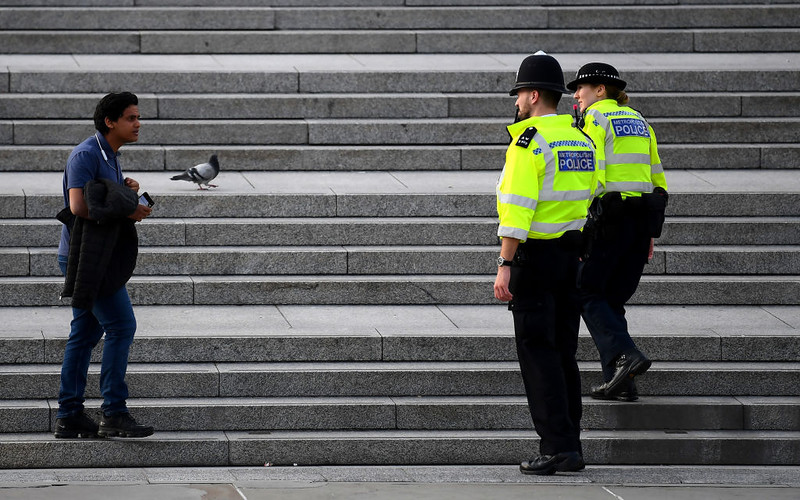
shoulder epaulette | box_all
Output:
[515,126,537,148]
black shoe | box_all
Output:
[520,451,585,476]
[591,381,639,402]
[604,349,651,398]
[54,410,100,439]
[98,412,154,438]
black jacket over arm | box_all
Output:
[61,178,139,310]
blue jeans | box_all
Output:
[57,256,136,418]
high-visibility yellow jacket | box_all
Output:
[497,114,602,242]
[582,99,667,198]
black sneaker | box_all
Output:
[54,410,100,439]
[98,412,154,438]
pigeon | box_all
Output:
[171,154,219,190]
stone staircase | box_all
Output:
[0,0,799,468]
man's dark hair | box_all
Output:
[94,92,138,134]
[535,88,562,108]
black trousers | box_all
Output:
[579,206,650,382]
[509,232,582,456]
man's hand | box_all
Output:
[124,177,140,192]
[648,238,655,261]
[494,265,513,302]
[129,203,152,222]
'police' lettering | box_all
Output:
[557,151,594,172]
[612,118,650,138]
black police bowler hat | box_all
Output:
[566,62,627,91]
[509,52,569,96]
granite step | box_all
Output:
[3,327,798,365]
[4,216,800,248]
[1,361,798,399]
[1,144,798,173]
[3,92,798,120]
[2,28,799,54]
[7,245,800,278]
[0,429,797,468]
[2,395,798,433]
[3,275,800,306]
[4,117,800,145]
[5,66,798,94]
[3,6,798,30]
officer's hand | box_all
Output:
[128,203,152,222]
[494,266,513,302]
[124,177,140,192]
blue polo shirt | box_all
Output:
[57,133,125,257]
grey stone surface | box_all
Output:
[13,120,308,145]
[345,246,495,275]
[584,430,800,465]
[158,94,450,119]
[663,246,800,275]
[0,432,228,468]
[659,145,761,169]
[140,32,417,54]
[9,71,298,93]
[164,145,463,171]
[183,217,497,246]
[632,361,800,396]
[0,338,43,364]
[417,30,692,53]
[0,401,48,433]
[227,429,533,465]
[192,276,494,305]
[124,194,337,218]
[742,93,800,117]
[216,361,523,397]
[273,7,547,29]
[381,331,515,361]
[67,396,396,431]
[695,29,800,52]
[299,71,511,93]
[0,32,139,54]
[654,117,800,144]
[659,217,800,245]
[0,122,12,145]
[0,145,165,172]
[548,5,800,28]
[0,248,27,276]
[633,276,800,305]
[668,193,800,217]
[307,118,505,145]
[133,246,348,276]
[125,277,194,306]
[335,193,493,217]
[721,335,800,362]
[762,145,800,169]
[0,8,275,30]
[0,94,158,119]
[740,397,800,431]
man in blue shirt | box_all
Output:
[55,92,154,439]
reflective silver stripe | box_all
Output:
[498,225,530,240]
[606,181,653,193]
[498,192,537,210]
[651,162,664,175]
[530,218,586,234]
[608,152,650,165]
[539,189,592,202]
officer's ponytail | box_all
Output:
[606,85,629,106]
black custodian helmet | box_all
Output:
[509,51,569,96]
[566,62,627,91]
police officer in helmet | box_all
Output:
[495,52,602,475]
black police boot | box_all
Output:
[54,410,100,439]
[98,412,154,438]
[520,451,585,475]
[604,349,651,398]
[591,380,639,402]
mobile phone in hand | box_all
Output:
[139,192,154,207]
